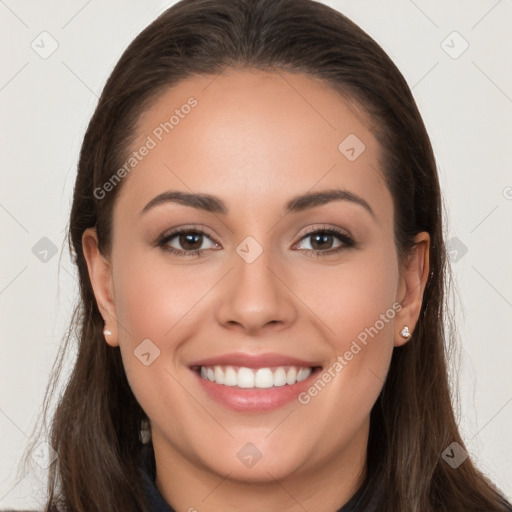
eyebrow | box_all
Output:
[139,188,375,218]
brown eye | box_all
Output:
[178,232,204,251]
[158,229,220,256]
[309,232,336,251]
[295,228,355,254]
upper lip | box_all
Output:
[189,352,322,369]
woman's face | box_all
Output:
[84,69,428,497]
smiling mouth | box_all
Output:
[191,365,322,389]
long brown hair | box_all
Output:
[24,0,510,510]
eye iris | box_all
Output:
[311,233,333,250]
[180,232,202,250]
[171,231,342,252]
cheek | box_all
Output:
[296,242,399,345]
[296,246,399,428]
[330,246,399,373]
[110,256,205,428]
[112,252,217,341]
[110,255,222,406]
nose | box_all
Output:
[215,244,298,335]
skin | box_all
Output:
[82,69,430,512]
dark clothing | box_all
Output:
[138,443,362,511]
[139,444,174,511]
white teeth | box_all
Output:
[273,367,287,387]
[197,365,313,388]
[214,366,224,385]
[254,368,273,388]
[297,368,311,382]
[224,367,237,386]
[286,367,297,385]
[237,367,255,388]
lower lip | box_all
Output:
[192,367,322,412]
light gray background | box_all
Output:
[1,0,511,508]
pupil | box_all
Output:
[311,233,332,250]
[177,232,334,252]
[180,232,202,250]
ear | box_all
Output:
[82,227,119,347]
[394,232,430,347]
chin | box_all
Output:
[203,443,310,484]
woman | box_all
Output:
[21,0,511,510]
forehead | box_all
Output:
[113,68,391,223]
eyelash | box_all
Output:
[155,225,355,258]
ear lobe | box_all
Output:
[394,232,430,347]
[81,227,119,347]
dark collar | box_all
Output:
[139,443,361,512]
[139,444,176,512]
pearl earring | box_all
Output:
[103,329,112,337]
[400,326,410,339]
